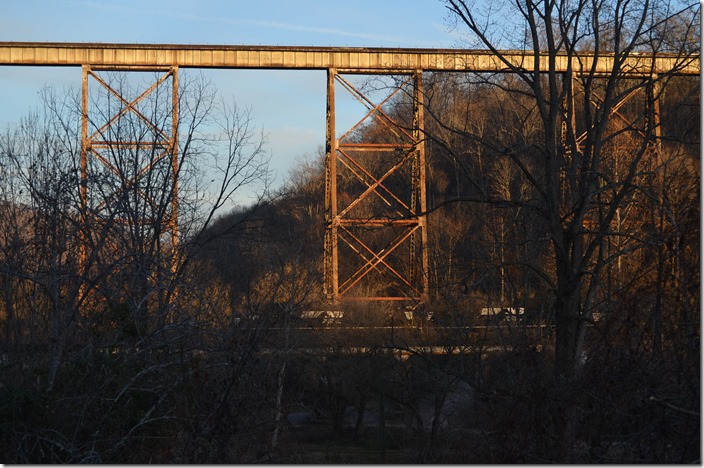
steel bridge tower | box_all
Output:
[79,64,180,275]
[324,69,429,309]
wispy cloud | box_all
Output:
[229,19,424,45]
[55,0,436,46]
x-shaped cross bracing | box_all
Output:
[81,66,178,224]
[325,69,428,304]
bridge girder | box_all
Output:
[0,42,698,75]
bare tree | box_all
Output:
[443,0,698,376]
[439,0,699,460]
[0,71,271,462]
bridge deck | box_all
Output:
[0,42,698,75]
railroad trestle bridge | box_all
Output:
[0,42,697,310]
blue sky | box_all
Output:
[0,0,461,198]
[1,1,456,46]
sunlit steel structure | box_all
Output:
[0,42,698,308]
[323,69,429,304]
[79,65,180,273]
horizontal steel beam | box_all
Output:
[0,42,698,75]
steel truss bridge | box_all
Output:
[0,42,698,310]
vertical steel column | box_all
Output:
[80,65,90,276]
[649,75,662,147]
[170,66,180,273]
[414,70,430,304]
[324,68,339,301]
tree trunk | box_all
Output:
[554,303,580,379]
[553,265,587,462]
[353,397,366,443]
[270,359,286,457]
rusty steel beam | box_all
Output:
[323,68,338,300]
[413,70,429,305]
[0,42,698,75]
